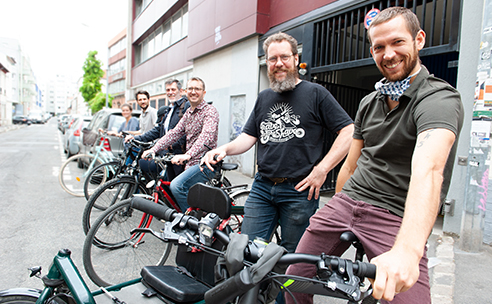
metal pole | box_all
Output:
[106,48,109,108]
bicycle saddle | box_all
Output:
[340,231,359,243]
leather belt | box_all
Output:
[267,176,306,185]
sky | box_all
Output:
[0,0,128,83]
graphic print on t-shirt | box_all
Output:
[259,103,305,144]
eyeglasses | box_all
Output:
[267,54,293,65]
[188,87,203,92]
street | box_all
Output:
[0,119,98,290]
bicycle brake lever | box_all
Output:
[130,228,165,242]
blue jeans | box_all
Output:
[169,164,215,212]
[241,173,319,253]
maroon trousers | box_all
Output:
[285,192,431,304]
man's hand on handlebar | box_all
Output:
[124,134,134,143]
[172,154,190,166]
[201,149,226,171]
[369,247,420,301]
[142,149,155,160]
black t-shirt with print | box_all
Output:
[243,81,353,178]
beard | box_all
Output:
[379,44,420,82]
[268,67,299,93]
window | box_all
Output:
[108,58,126,76]
[135,0,152,17]
[162,22,171,49]
[171,14,182,44]
[109,37,127,57]
[134,5,188,64]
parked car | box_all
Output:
[79,108,141,158]
[12,115,32,125]
[29,113,45,124]
[63,116,92,157]
[58,114,71,133]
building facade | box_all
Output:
[0,53,14,126]
[108,29,128,109]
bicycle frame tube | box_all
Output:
[38,249,96,304]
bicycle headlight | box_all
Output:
[198,213,220,246]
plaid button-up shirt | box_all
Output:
[151,100,219,169]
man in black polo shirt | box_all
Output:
[202,32,354,253]
[286,7,464,304]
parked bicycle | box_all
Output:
[58,131,119,197]
[82,154,248,235]
[82,136,154,200]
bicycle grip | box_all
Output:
[204,268,254,304]
[131,197,176,221]
[355,261,376,279]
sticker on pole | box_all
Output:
[364,8,380,29]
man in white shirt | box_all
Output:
[135,90,157,134]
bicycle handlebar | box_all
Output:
[130,196,376,303]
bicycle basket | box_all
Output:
[82,129,98,146]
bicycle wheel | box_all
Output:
[59,154,103,197]
[83,198,172,287]
[82,177,149,235]
[0,295,38,303]
[229,189,249,233]
[83,160,122,200]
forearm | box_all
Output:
[316,124,354,175]
[220,133,257,156]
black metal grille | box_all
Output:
[312,0,461,73]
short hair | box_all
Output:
[121,103,133,111]
[368,7,422,43]
[188,76,206,91]
[165,79,182,90]
[263,32,298,58]
[135,90,150,100]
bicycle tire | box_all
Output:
[0,295,38,303]
[83,160,122,200]
[59,154,104,197]
[83,198,172,287]
[229,189,249,233]
[82,177,149,235]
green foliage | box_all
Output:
[79,51,105,112]
[88,92,113,114]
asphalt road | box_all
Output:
[0,119,98,291]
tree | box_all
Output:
[79,50,105,113]
[88,92,113,113]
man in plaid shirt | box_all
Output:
[143,76,219,211]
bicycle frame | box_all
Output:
[88,135,118,169]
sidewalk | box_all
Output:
[225,170,492,304]
[0,123,26,133]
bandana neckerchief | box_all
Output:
[374,67,421,101]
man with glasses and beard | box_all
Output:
[142,77,219,211]
[285,7,464,304]
[202,32,354,254]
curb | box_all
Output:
[430,235,455,304]
[0,124,26,133]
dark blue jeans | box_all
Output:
[169,164,215,212]
[241,173,319,253]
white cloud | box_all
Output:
[0,0,128,82]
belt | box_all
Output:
[267,176,306,185]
